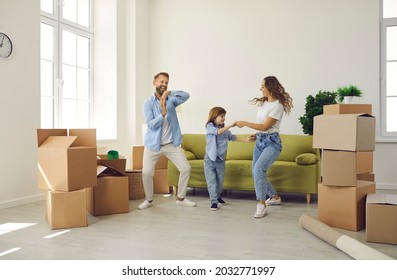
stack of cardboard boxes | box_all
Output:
[37,129,97,229]
[313,104,376,231]
[129,146,170,197]
[37,129,130,229]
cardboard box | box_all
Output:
[322,150,373,186]
[154,169,170,194]
[87,176,129,216]
[313,114,375,151]
[132,145,168,170]
[46,189,88,230]
[366,193,397,245]
[37,129,97,192]
[318,181,376,231]
[323,104,372,115]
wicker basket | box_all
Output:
[126,170,145,200]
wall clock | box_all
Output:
[0,32,13,59]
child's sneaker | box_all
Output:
[265,196,281,206]
[217,198,226,204]
[210,203,218,211]
[254,203,267,218]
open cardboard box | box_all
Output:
[87,154,129,216]
[37,129,97,192]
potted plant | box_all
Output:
[336,85,363,104]
[299,90,337,135]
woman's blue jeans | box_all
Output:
[252,132,282,201]
[204,155,225,205]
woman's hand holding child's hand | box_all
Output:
[235,121,245,128]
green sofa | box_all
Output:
[167,134,321,203]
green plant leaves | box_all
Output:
[336,85,363,103]
[299,90,337,135]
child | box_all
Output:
[204,107,251,211]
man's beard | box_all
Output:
[156,86,167,95]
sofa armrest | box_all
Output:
[295,153,319,165]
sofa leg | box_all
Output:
[306,193,311,204]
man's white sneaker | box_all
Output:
[265,196,281,206]
[176,198,196,207]
[138,200,153,210]
[254,203,267,218]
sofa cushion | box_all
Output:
[295,153,319,165]
[279,134,317,162]
[184,150,196,160]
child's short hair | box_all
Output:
[206,107,226,126]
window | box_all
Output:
[381,0,397,139]
[40,0,93,129]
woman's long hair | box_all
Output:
[250,76,293,114]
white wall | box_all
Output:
[146,0,396,188]
[148,0,379,135]
[0,0,395,209]
[0,0,42,208]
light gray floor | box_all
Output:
[0,188,396,260]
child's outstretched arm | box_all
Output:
[217,122,236,135]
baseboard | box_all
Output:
[376,183,397,190]
[0,193,45,210]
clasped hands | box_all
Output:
[231,121,256,142]
[160,91,171,116]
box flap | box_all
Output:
[367,193,386,204]
[39,136,77,149]
[37,129,68,147]
[332,113,374,119]
[97,164,126,177]
[386,194,397,205]
[97,165,107,176]
[367,193,397,205]
[356,113,374,118]
[97,155,126,175]
[69,129,96,147]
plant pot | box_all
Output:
[344,96,353,104]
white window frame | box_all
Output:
[40,0,93,129]
[380,1,397,141]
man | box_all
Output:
[138,72,196,210]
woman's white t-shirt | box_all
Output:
[256,100,284,133]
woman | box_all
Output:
[236,76,293,218]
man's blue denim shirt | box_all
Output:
[143,91,189,152]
